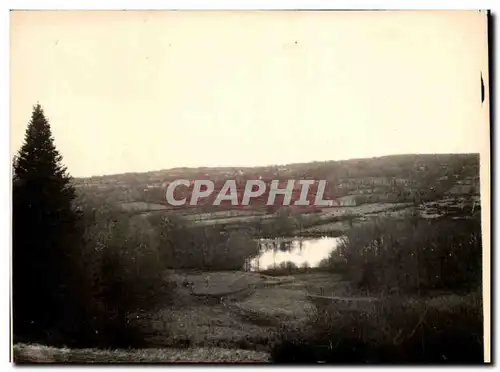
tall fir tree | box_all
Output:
[13,104,81,341]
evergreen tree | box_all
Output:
[13,104,80,341]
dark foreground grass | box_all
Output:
[271,292,484,364]
[13,343,270,364]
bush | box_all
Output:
[271,213,484,363]
[272,293,483,363]
[255,207,304,238]
[150,213,260,271]
[66,206,170,348]
[332,214,482,294]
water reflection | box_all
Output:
[249,237,341,271]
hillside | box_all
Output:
[73,153,480,209]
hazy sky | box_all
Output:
[11,10,489,177]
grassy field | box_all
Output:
[13,197,482,363]
[184,209,267,221]
[177,200,469,235]
[118,199,475,239]
[13,271,341,363]
[13,269,481,363]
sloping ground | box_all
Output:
[319,203,411,218]
[167,270,294,296]
[228,274,339,328]
[184,210,266,221]
[142,271,300,349]
[150,304,276,348]
[117,201,169,211]
[148,276,312,348]
[13,343,269,363]
[299,221,350,235]
[231,285,313,325]
[13,272,345,364]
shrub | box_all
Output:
[272,293,483,363]
[332,215,482,294]
[66,207,170,348]
[150,213,259,271]
[271,213,484,363]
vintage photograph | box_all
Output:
[10,10,490,363]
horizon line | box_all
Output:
[71,151,480,180]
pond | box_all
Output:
[248,236,342,271]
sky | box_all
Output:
[10,10,490,177]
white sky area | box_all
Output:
[10,10,489,177]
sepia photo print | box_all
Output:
[10,10,491,364]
